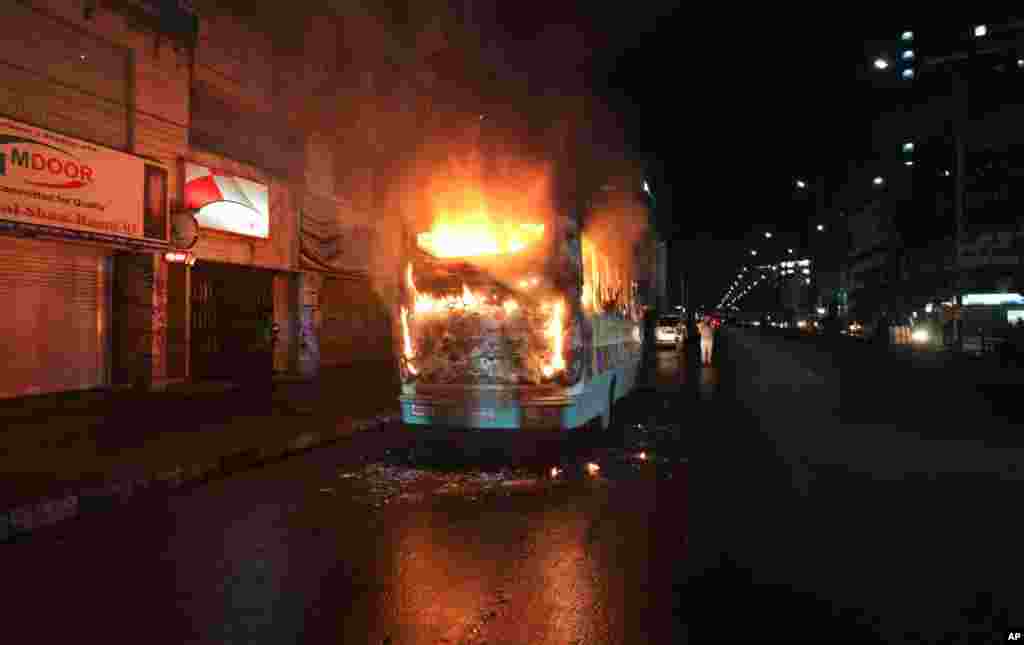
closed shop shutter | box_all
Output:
[320,275,391,367]
[0,237,108,398]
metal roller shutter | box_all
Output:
[0,237,108,398]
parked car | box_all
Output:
[655,315,684,348]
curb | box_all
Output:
[1,411,401,542]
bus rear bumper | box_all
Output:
[399,394,588,430]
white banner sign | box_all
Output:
[962,293,1024,306]
[184,162,269,238]
[0,116,165,241]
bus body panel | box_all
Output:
[399,359,640,430]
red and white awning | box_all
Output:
[184,163,269,238]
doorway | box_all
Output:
[190,261,274,381]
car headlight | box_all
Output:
[911,329,929,343]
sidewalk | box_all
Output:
[0,361,401,541]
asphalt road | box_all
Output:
[691,327,1024,642]
[7,328,1019,642]
[2,349,692,645]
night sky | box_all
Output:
[582,7,932,308]
[469,4,943,308]
[240,3,974,309]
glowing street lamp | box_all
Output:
[873,57,890,70]
[974,24,987,38]
[873,176,885,186]
[816,224,824,232]
[765,232,773,239]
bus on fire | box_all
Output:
[396,184,651,431]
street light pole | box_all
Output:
[953,71,967,353]
[813,175,826,315]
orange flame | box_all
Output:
[461,283,479,307]
[410,280,493,315]
[406,263,417,297]
[400,305,417,375]
[581,233,637,315]
[542,300,565,378]
[417,209,544,258]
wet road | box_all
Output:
[3,350,693,644]
[692,328,1024,641]
[10,328,1019,642]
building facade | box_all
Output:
[0,1,194,397]
[0,0,479,400]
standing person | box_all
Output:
[876,311,891,347]
[698,316,716,366]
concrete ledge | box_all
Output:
[1,411,399,542]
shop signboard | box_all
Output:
[0,115,167,242]
[184,162,269,238]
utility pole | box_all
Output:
[952,70,968,353]
[813,174,826,316]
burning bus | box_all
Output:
[396,156,650,431]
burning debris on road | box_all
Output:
[336,461,552,507]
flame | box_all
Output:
[406,263,417,296]
[410,281,491,315]
[417,209,544,258]
[400,306,415,360]
[544,300,565,378]
[461,283,479,307]
[403,261,563,382]
[581,233,637,316]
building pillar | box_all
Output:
[295,271,323,378]
[273,272,293,374]
[112,251,168,389]
[165,261,189,380]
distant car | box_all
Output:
[655,315,684,348]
